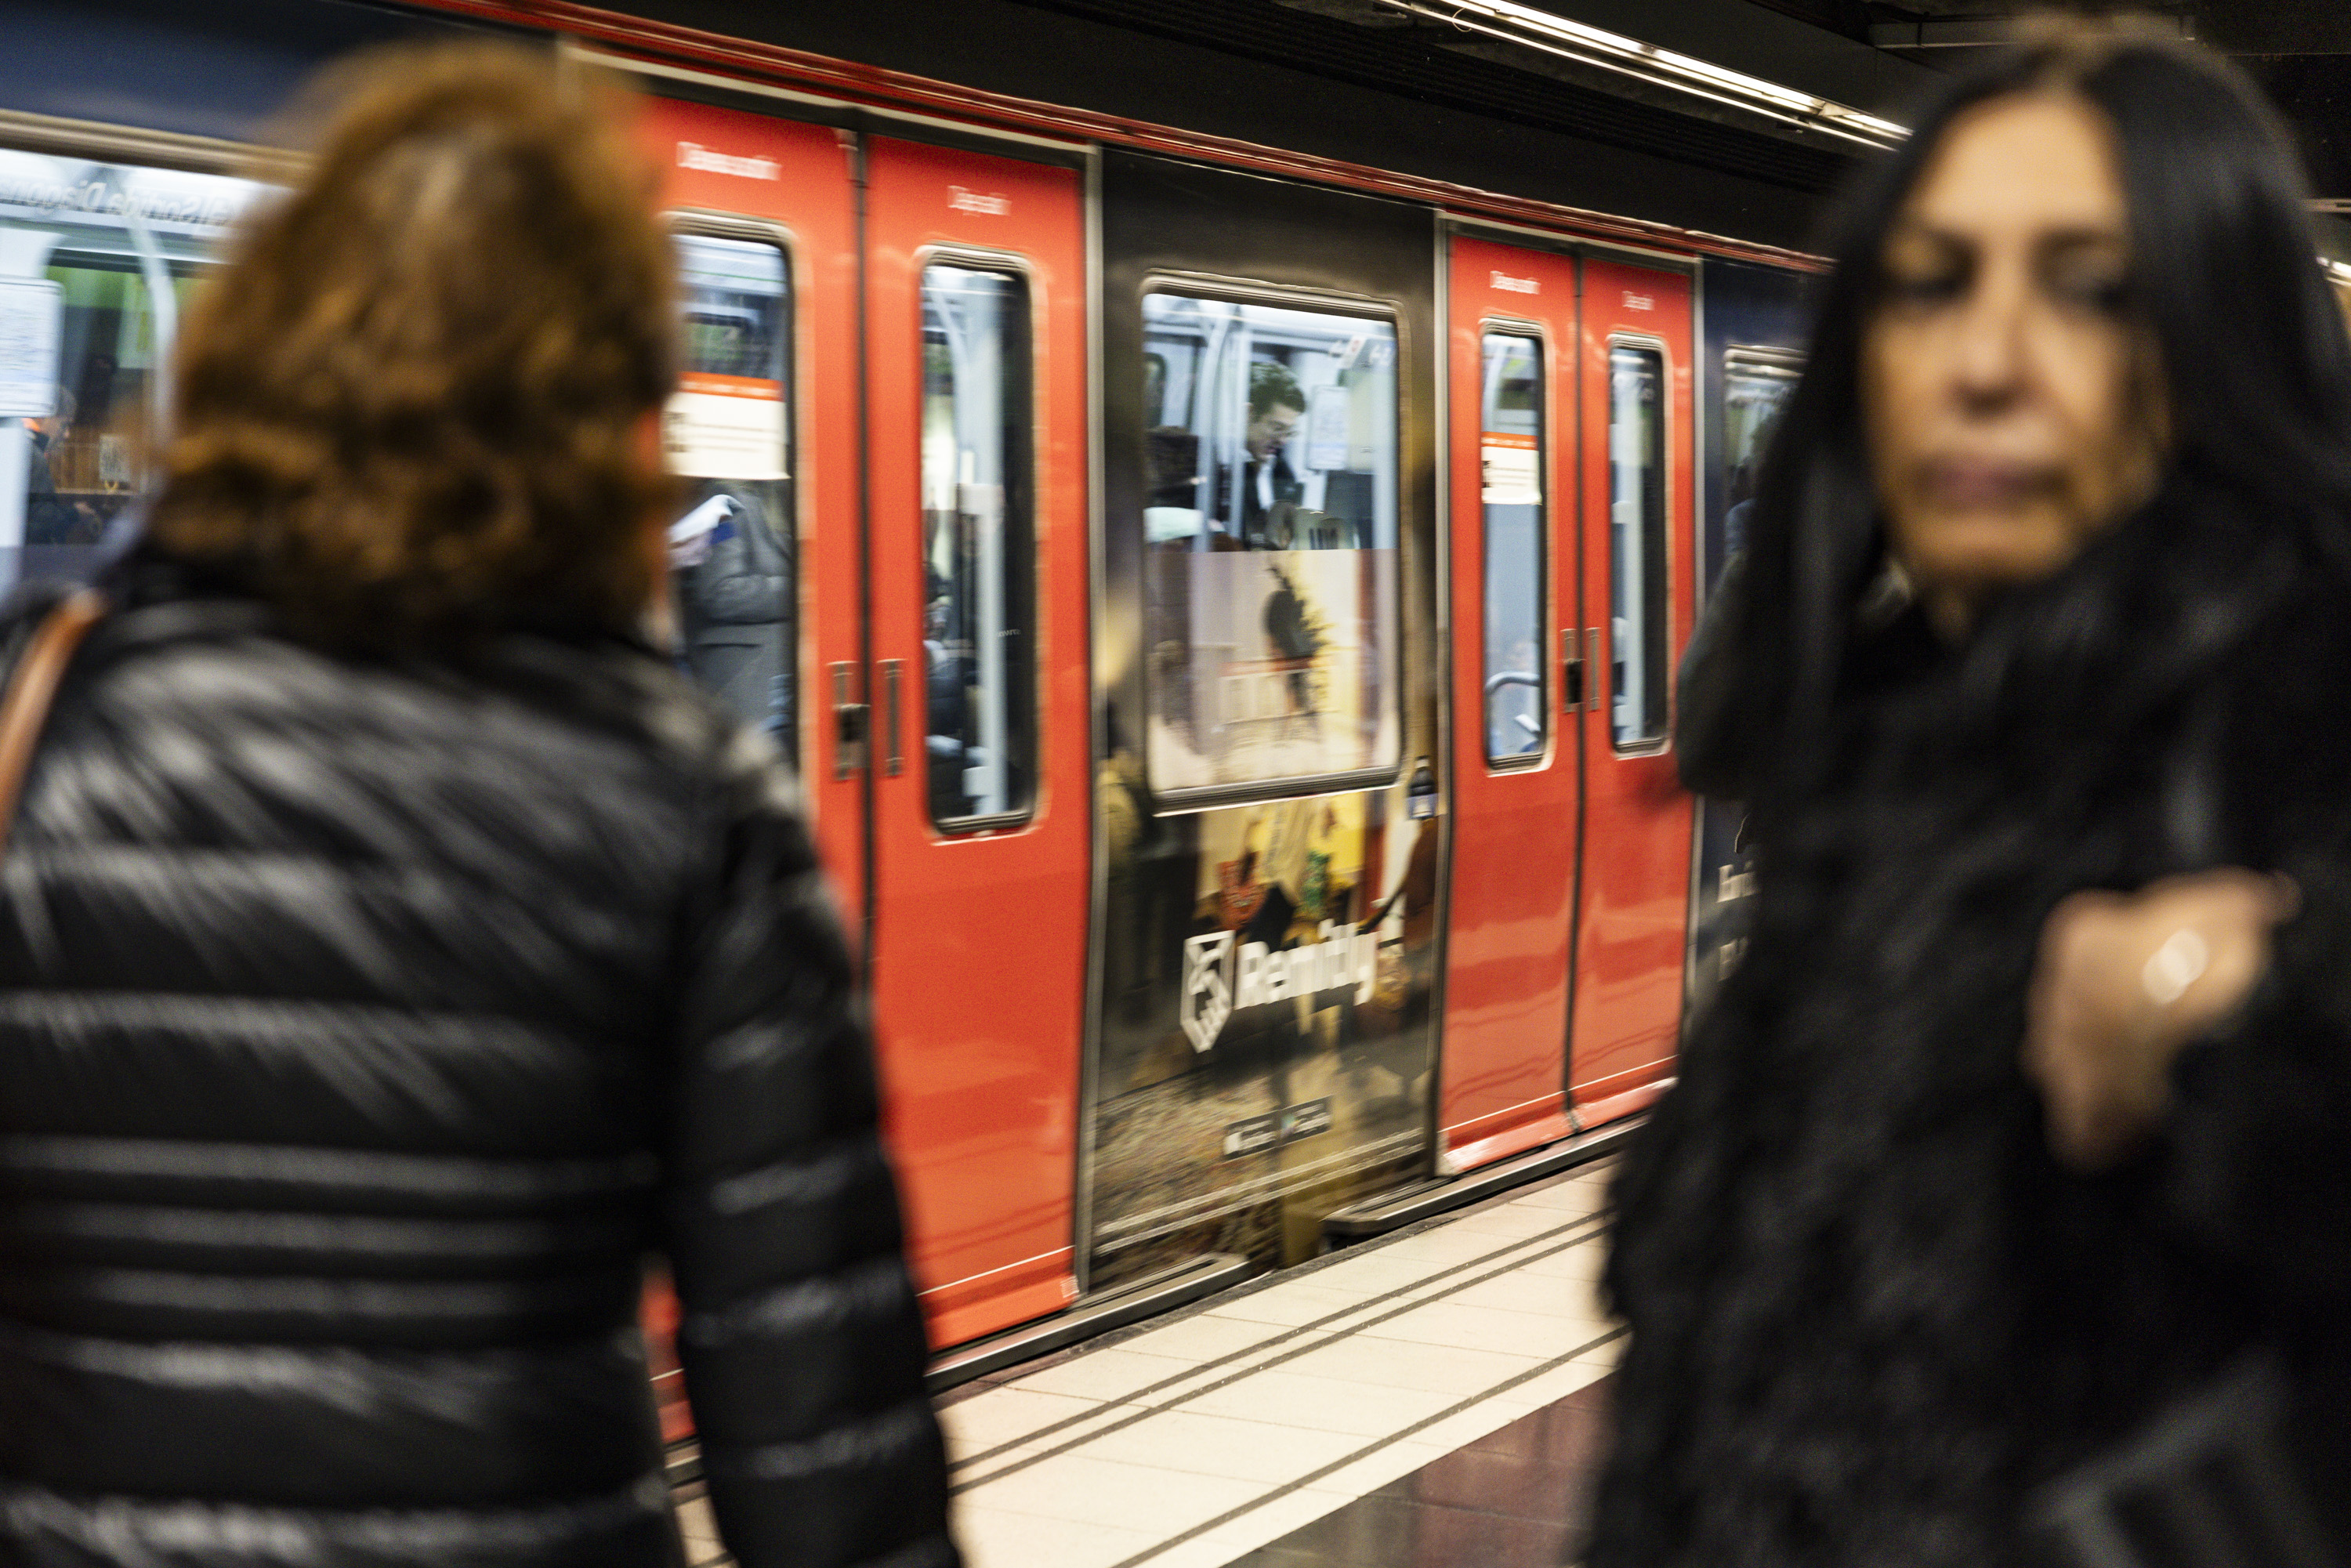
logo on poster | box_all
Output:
[1181,931,1235,1053]
[1180,924,1379,1052]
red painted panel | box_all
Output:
[1437,237,1581,1168]
[639,97,865,925]
[863,138,1089,1342]
[1570,257,1697,1114]
[633,97,866,1442]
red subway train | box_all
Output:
[0,0,1828,1419]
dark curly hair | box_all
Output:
[1248,359,1306,421]
[147,42,679,648]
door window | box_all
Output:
[1721,346,1801,564]
[0,150,264,585]
[1607,342,1668,751]
[1478,331,1544,764]
[921,261,1035,829]
[664,231,796,764]
[1140,290,1401,797]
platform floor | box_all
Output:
[675,1157,1621,1568]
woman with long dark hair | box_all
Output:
[1597,27,2351,1566]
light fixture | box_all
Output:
[1367,0,1910,151]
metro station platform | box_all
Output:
[675,1160,1621,1568]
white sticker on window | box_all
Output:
[663,372,787,480]
[1480,433,1540,507]
[1306,383,1351,473]
[0,279,61,420]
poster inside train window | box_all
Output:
[1139,292,1401,797]
[0,150,266,588]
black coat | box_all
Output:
[0,556,955,1568]
[1595,498,2351,1566]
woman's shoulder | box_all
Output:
[2218,570,2351,726]
[481,632,804,819]
[61,588,794,824]
[2208,571,2351,850]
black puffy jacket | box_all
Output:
[0,556,955,1568]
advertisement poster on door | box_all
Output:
[1144,548,1400,794]
[1088,775,1437,1290]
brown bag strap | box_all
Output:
[0,588,109,860]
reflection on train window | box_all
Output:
[1721,345,1802,565]
[1140,291,1401,795]
[664,232,796,767]
[1479,331,1544,764]
[1608,342,1668,751]
[922,262,1035,828]
[0,150,263,588]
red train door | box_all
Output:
[1437,235,1581,1170]
[638,96,861,1440]
[643,97,865,923]
[639,99,1091,1354]
[1570,256,1697,1122]
[862,137,1090,1347]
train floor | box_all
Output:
[673,1158,1622,1568]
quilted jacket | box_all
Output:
[0,553,955,1568]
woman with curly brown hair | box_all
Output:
[0,44,954,1568]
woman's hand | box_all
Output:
[2023,869,2298,1168]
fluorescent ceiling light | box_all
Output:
[1369,0,1909,151]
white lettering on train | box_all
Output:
[1491,271,1539,295]
[1180,924,1378,1053]
[1623,291,1655,310]
[677,142,781,181]
[948,186,1012,215]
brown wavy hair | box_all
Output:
[148,43,678,648]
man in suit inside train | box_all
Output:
[1233,360,1306,549]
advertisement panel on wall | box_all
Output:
[1092,278,1436,1290]
[1089,781,1437,1287]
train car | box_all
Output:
[0,0,1847,1414]
[1685,259,1812,1020]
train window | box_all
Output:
[1480,331,1545,765]
[0,151,263,588]
[664,231,796,767]
[921,261,1036,829]
[1139,291,1401,797]
[1721,346,1802,565]
[1608,342,1669,751]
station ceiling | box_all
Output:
[1588,0,2351,197]
[610,0,2351,249]
[1005,0,2351,201]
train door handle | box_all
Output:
[1562,631,1585,712]
[831,662,868,781]
[879,659,904,777]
